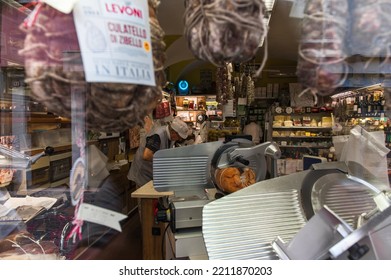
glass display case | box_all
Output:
[1,0,391,264]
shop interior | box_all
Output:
[1,0,391,260]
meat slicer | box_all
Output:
[201,160,391,260]
[271,162,391,260]
[152,139,281,233]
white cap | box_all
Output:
[171,118,189,139]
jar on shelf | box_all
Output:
[189,100,194,109]
[183,98,189,109]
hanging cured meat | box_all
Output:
[296,0,349,97]
[350,1,391,117]
[215,65,229,105]
[184,0,267,66]
[19,1,166,132]
[350,0,391,58]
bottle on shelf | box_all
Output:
[371,92,376,114]
[352,95,359,117]
[362,94,369,116]
[342,97,348,114]
[367,94,373,116]
[374,91,381,114]
[379,91,385,112]
[357,94,363,116]
[189,100,194,110]
[183,98,189,110]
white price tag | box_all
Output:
[42,0,81,14]
[77,203,127,232]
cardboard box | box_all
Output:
[267,83,273,97]
[262,87,267,97]
[273,83,279,98]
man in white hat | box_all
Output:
[243,120,263,145]
[128,117,189,188]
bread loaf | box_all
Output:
[215,167,256,193]
[241,167,256,187]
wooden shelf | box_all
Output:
[22,140,99,156]
[177,110,205,112]
[27,117,70,124]
[1,112,71,135]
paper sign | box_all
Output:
[43,0,81,14]
[238,97,247,105]
[73,0,156,86]
[289,0,306,19]
[223,100,236,117]
[77,203,127,232]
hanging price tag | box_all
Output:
[77,203,127,232]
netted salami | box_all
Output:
[216,65,229,104]
[350,0,391,58]
[184,0,267,67]
[296,0,349,98]
[19,1,166,133]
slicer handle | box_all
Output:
[235,156,249,166]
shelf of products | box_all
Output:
[176,96,207,111]
[331,84,389,133]
[176,110,206,123]
[268,108,333,159]
[331,84,391,177]
[175,96,222,130]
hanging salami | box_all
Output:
[184,0,267,67]
[296,0,349,97]
[18,1,166,133]
[351,0,391,115]
[216,65,229,105]
[350,0,391,58]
